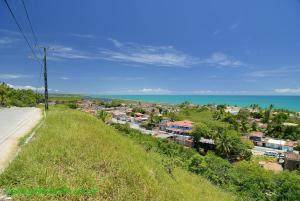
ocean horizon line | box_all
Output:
[88,94,300,112]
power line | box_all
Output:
[19,0,44,82]
[2,0,43,67]
[20,0,43,57]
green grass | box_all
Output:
[48,94,83,102]
[0,106,234,201]
[177,109,228,128]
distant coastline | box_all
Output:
[89,95,300,112]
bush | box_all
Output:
[0,82,44,107]
[67,102,77,109]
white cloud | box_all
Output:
[213,29,220,36]
[47,39,244,68]
[0,73,31,79]
[49,45,97,60]
[0,37,14,45]
[69,33,95,39]
[100,76,144,81]
[202,52,243,67]
[274,88,300,94]
[108,38,123,48]
[247,67,300,77]
[0,29,20,36]
[141,88,169,93]
[7,84,63,93]
[7,84,44,91]
[127,88,171,94]
[0,30,20,46]
[99,39,199,67]
[60,76,70,80]
[98,89,278,95]
[229,22,240,30]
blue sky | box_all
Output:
[1,0,300,95]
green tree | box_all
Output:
[97,110,111,123]
[166,111,179,121]
[216,132,234,158]
[191,123,210,152]
[263,104,273,123]
[0,83,10,106]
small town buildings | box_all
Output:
[200,137,215,150]
[283,153,300,171]
[166,120,193,135]
[172,135,193,148]
[152,130,173,139]
[249,131,264,146]
[248,131,297,152]
[82,108,97,115]
[159,118,171,131]
[110,110,128,121]
[224,106,240,115]
[134,112,144,117]
[265,138,294,152]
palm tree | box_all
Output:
[97,110,111,123]
[216,131,234,158]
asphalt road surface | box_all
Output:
[0,107,41,171]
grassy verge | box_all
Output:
[0,106,234,201]
[48,94,83,102]
[18,108,45,147]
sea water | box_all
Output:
[90,95,300,112]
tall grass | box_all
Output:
[0,106,234,200]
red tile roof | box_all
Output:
[167,120,193,127]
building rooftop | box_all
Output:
[249,131,264,137]
[135,112,144,117]
[285,153,300,161]
[267,139,286,146]
[167,120,193,127]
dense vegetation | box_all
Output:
[178,104,300,145]
[176,107,253,160]
[0,106,234,201]
[112,123,300,201]
[0,82,43,107]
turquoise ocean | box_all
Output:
[90,95,300,112]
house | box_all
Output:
[134,112,144,117]
[265,138,295,152]
[224,106,240,115]
[172,135,193,148]
[249,131,264,146]
[110,110,128,121]
[152,131,173,139]
[159,118,171,131]
[166,120,193,135]
[283,153,300,171]
[200,137,215,150]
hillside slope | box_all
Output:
[0,106,234,201]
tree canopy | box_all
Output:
[0,82,43,107]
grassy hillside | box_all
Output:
[0,106,234,201]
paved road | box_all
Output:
[0,107,41,171]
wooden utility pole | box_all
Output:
[43,47,48,110]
